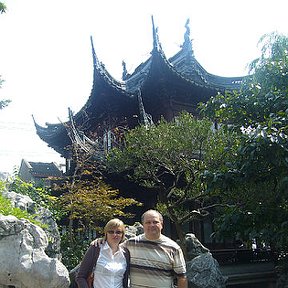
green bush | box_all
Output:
[60,231,91,271]
[0,192,41,226]
[0,180,45,227]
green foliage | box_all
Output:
[0,76,11,110]
[55,168,141,267]
[201,32,288,132]
[0,181,43,227]
[8,176,62,220]
[108,112,238,189]
[60,232,91,271]
[0,99,11,110]
[55,169,141,230]
[106,112,239,250]
[0,4,10,109]
[0,2,6,13]
[109,114,210,186]
[201,33,288,252]
[0,180,6,192]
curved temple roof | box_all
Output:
[34,17,245,158]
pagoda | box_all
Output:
[33,17,243,173]
[32,20,279,285]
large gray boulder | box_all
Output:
[0,214,70,288]
[2,190,61,258]
[185,233,227,288]
[187,252,227,288]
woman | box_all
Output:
[76,218,130,288]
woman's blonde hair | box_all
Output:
[104,218,126,242]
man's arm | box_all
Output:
[173,246,187,288]
[91,238,127,247]
[90,238,104,246]
[177,275,188,288]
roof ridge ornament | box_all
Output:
[151,15,161,53]
[183,18,194,56]
[122,60,128,80]
[90,35,100,67]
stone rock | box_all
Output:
[187,252,227,288]
[2,190,61,258]
[125,222,143,239]
[185,233,210,260]
[0,214,70,288]
[185,234,227,288]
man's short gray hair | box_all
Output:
[141,209,163,224]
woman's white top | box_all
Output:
[93,242,127,288]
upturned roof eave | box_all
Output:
[75,37,135,116]
[170,42,245,91]
[32,115,71,157]
[32,115,66,139]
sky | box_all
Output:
[0,0,287,174]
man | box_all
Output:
[91,210,187,287]
[125,209,188,288]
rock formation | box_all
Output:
[0,214,70,288]
[185,233,227,288]
[2,190,61,258]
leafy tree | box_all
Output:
[202,33,287,131]
[55,169,140,231]
[0,4,11,109]
[0,76,11,110]
[200,33,288,253]
[106,112,239,253]
[0,2,6,13]
[48,119,142,268]
[56,125,142,233]
[55,169,141,269]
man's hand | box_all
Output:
[177,276,188,288]
[90,238,105,246]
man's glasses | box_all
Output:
[107,230,123,235]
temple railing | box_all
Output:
[211,248,277,265]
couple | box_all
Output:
[76,209,187,288]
